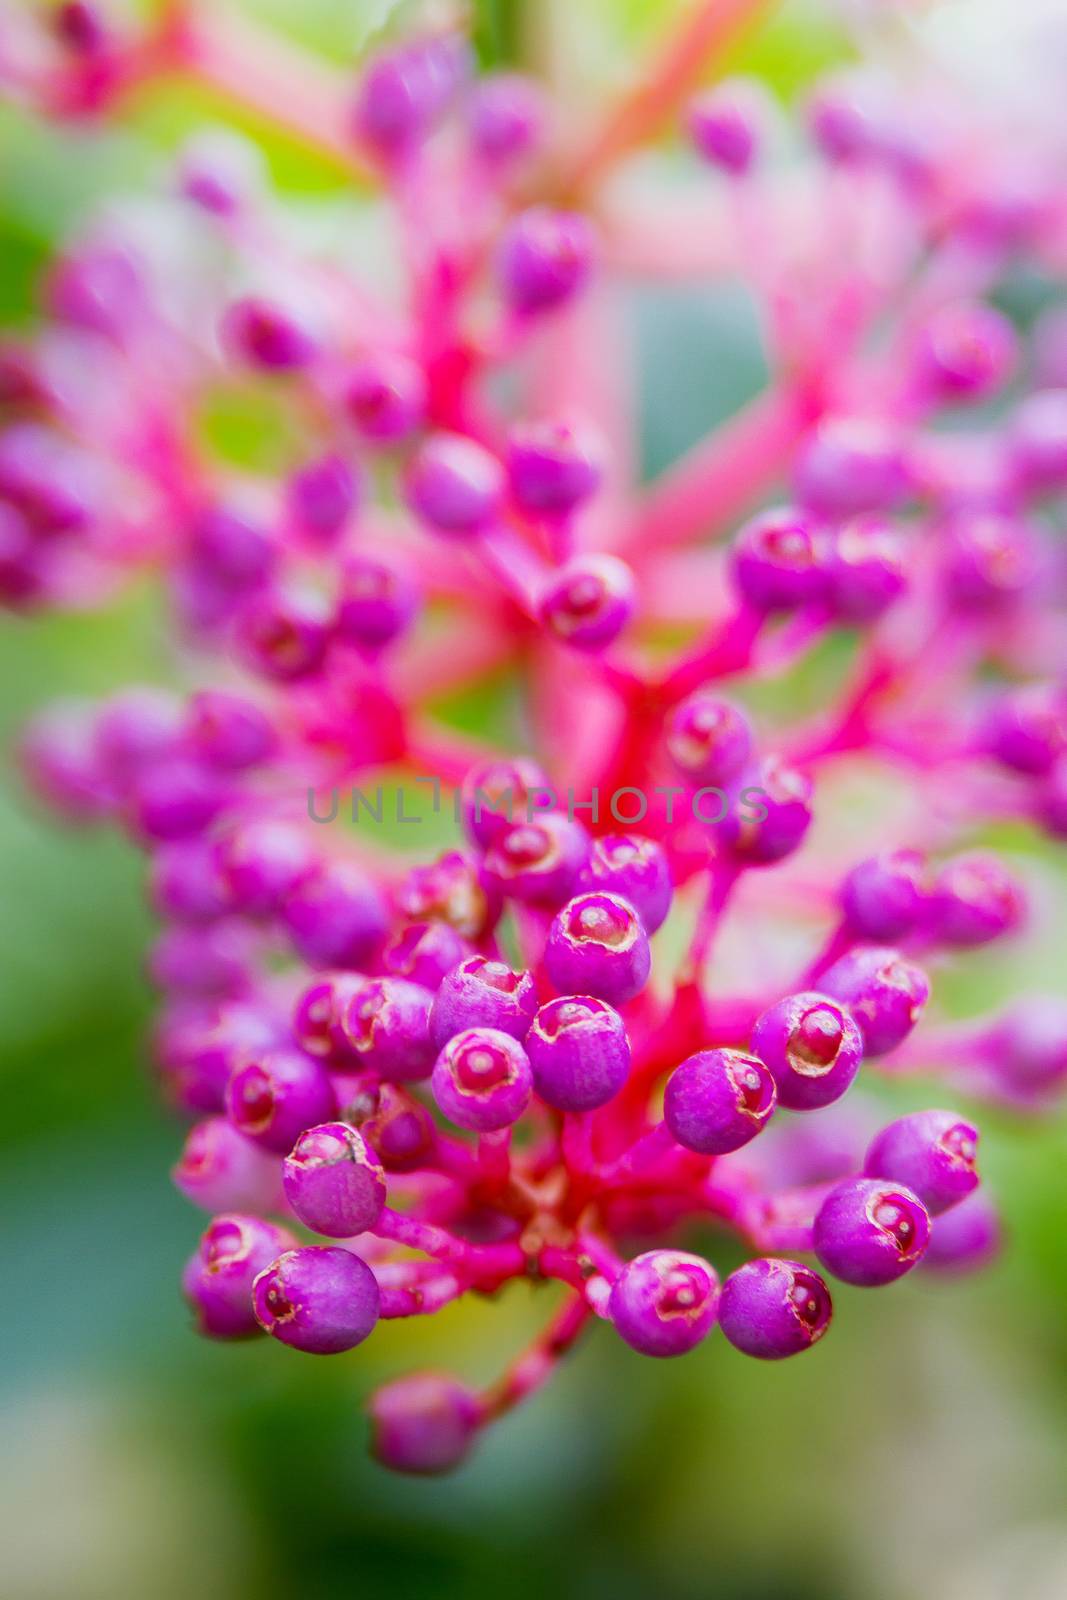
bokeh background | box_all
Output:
[3,3,1067,1598]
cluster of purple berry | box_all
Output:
[4,1,1067,1475]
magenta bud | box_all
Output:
[864,1109,979,1216]
[982,682,1067,776]
[841,849,928,941]
[576,833,672,935]
[507,419,602,517]
[342,352,427,443]
[287,453,358,542]
[538,554,635,651]
[190,504,275,591]
[545,892,651,1005]
[130,759,225,843]
[338,976,435,1082]
[352,35,468,161]
[719,1258,833,1359]
[609,1250,720,1357]
[1010,388,1067,492]
[156,999,284,1115]
[719,757,813,865]
[686,80,767,175]
[219,819,316,918]
[292,972,367,1064]
[397,850,502,940]
[752,992,864,1113]
[405,432,505,536]
[824,516,908,623]
[94,688,183,784]
[431,1027,533,1131]
[820,946,929,1057]
[483,814,591,908]
[469,74,545,165]
[282,1121,387,1237]
[226,1050,337,1154]
[149,838,230,924]
[665,1047,777,1153]
[186,690,277,771]
[732,507,829,612]
[793,419,907,518]
[382,921,474,991]
[667,693,753,788]
[253,1246,380,1354]
[172,1116,282,1213]
[183,1214,296,1339]
[497,206,594,316]
[369,1373,481,1475]
[460,755,552,849]
[237,588,331,681]
[282,860,388,970]
[336,553,420,649]
[526,995,630,1111]
[928,853,1025,947]
[814,1176,930,1286]
[913,301,1017,403]
[430,956,537,1048]
[922,1191,1001,1274]
[222,295,316,371]
[940,510,1041,611]
[351,1083,435,1172]
[148,920,252,1000]
[985,997,1067,1102]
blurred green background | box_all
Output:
[3,4,1067,1599]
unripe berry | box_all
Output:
[667,694,753,788]
[609,1250,720,1357]
[820,946,929,1057]
[752,992,864,1112]
[405,432,505,535]
[664,1048,776,1153]
[368,1373,481,1474]
[864,1110,979,1216]
[253,1246,380,1354]
[283,1121,387,1237]
[507,419,602,517]
[526,995,631,1111]
[497,207,594,316]
[431,1028,533,1131]
[544,892,651,1005]
[183,1214,296,1339]
[576,833,673,934]
[226,1050,337,1154]
[338,976,436,1082]
[841,849,927,941]
[732,508,828,612]
[282,860,388,969]
[719,1259,833,1359]
[429,956,537,1048]
[814,1176,930,1286]
[537,554,635,651]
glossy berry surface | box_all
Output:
[544,892,651,1004]
[719,1259,833,1359]
[431,1028,533,1131]
[814,1177,931,1287]
[609,1250,721,1357]
[864,1110,979,1216]
[253,1246,380,1354]
[752,993,864,1111]
[282,1121,388,1237]
[664,1048,777,1153]
[525,995,630,1111]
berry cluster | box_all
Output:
[4,2,1067,1474]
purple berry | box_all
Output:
[793,419,907,518]
[864,1109,979,1216]
[608,1250,720,1357]
[719,1258,833,1359]
[338,976,436,1081]
[1010,388,1067,492]
[913,300,1017,402]
[538,554,635,651]
[824,516,908,622]
[382,921,473,991]
[190,504,275,591]
[351,1083,435,1172]
[405,432,505,535]
[283,1121,387,1237]
[460,755,552,848]
[820,946,929,1056]
[667,693,753,788]
[497,207,594,316]
[397,850,501,940]
[985,997,1067,1101]
[336,552,420,648]
[238,588,331,681]
[752,992,864,1112]
[352,36,467,161]
[287,453,358,542]
[507,419,602,517]
[173,1116,281,1213]
[156,999,284,1114]
[841,849,928,941]
[544,892,651,1005]
[282,860,388,969]
[483,814,590,908]
[129,757,224,843]
[922,1191,1001,1274]
[687,80,767,175]
[814,1176,931,1287]
[342,352,427,443]
[469,74,545,165]
[431,1028,533,1131]
[223,296,317,371]
[253,1246,380,1354]
[719,757,813,864]
[219,819,316,917]
[940,510,1040,611]
[226,1049,337,1154]
[732,508,829,612]
[293,973,368,1065]
[928,853,1024,947]
[368,1372,481,1474]
[183,1214,296,1339]
[664,1047,777,1153]
[149,838,230,924]
[148,920,253,999]
[429,956,537,1048]
[186,690,277,771]
[576,833,672,934]
[982,682,1067,776]
[526,995,631,1111]
[94,688,183,784]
